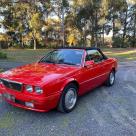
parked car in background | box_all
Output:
[0,47,117,113]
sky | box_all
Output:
[0,16,5,33]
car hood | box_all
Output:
[0,63,79,86]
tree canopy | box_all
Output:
[0,0,135,49]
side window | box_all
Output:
[86,50,104,63]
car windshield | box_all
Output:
[39,49,84,66]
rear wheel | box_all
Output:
[105,71,115,86]
[57,83,78,113]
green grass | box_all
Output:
[1,48,136,63]
[103,48,136,62]
[0,51,7,59]
[2,49,51,63]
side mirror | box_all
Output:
[85,60,95,68]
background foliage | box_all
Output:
[0,0,135,49]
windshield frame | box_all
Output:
[39,49,85,67]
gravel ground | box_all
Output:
[0,61,136,136]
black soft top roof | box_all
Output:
[57,47,101,51]
[56,46,108,59]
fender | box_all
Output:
[60,78,79,93]
[112,58,118,72]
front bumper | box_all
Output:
[0,85,60,112]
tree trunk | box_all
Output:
[20,34,24,49]
[90,15,95,47]
[21,35,24,49]
[82,36,85,47]
[122,10,128,48]
[91,32,95,46]
[102,24,105,46]
[33,38,36,50]
[112,16,115,40]
[112,14,117,48]
[95,10,98,47]
[32,32,36,50]
[133,14,136,47]
[61,2,65,47]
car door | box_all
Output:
[79,49,107,95]
[93,50,110,83]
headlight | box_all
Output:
[35,87,43,94]
[26,85,33,93]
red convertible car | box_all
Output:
[0,48,117,113]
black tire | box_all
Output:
[105,71,115,87]
[57,83,78,113]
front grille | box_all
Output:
[15,99,25,106]
[1,79,22,91]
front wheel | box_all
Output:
[57,83,78,113]
[105,71,115,86]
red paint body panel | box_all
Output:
[0,49,117,112]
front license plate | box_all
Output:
[3,93,15,102]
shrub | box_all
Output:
[0,52,7,59]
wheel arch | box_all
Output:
[68,80,79,90]
[111,60,118,73]
[57,79,79,113]
[111,64,118,73]
[60,78,80,93]
[112,67,116,73]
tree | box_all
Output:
[0,0,136,48]
[0,0,48,49]
[107,0,128,47]
[50,0,69,46]
[28,12,43,50]
[73,0,109,47]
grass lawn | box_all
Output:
[1,49,51,63]
[0,68,4,72]
[104,48,136,62]
[1,48,136,63]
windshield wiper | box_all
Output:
[58,62,76,66]
[40,60,56,64]
[40,60,76,66]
